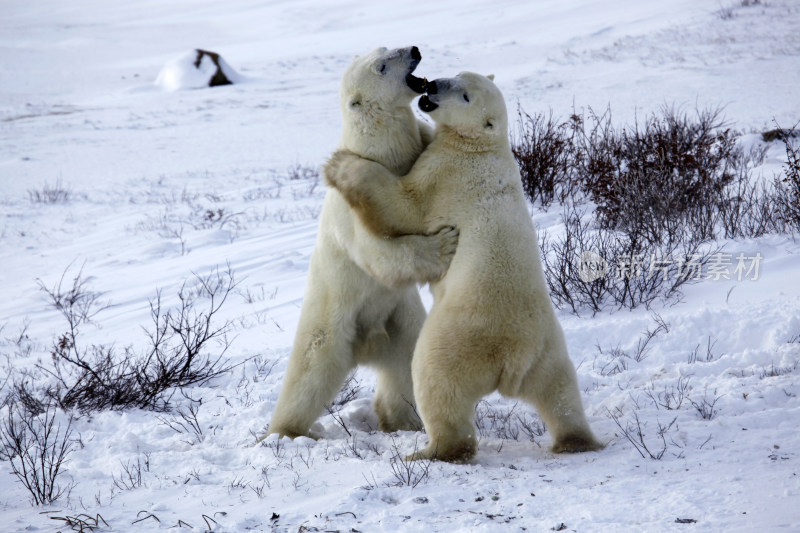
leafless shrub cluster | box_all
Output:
[774,125,800,230]
[690,388,723,420]
[514,105,794,314]
[387,436,433,488]
[645,376,691,411]
[687,336,720,364]
[324,373,365,437]
[539,205,718,315]
[607,408,680,460]
[112,452,150,491]
[594,313,670,375]
[287,163,321,200]
[8,265,235,415]
[759,361,798,379]
[286,163,319,182]
[474,401,546,444]
[715,0,765,19]
[0,404,75,505]
[28,179,72,204]
[157,403,205,445]
[512,110,578,207]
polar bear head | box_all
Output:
[340,46,427,118]
[418,72,507,143]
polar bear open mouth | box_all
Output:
[418,94,438,112]
[406,72,427,94]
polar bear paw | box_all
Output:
[405,438,476,463]
[323,149,362,189]
[424,225,460,281]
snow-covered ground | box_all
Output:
[1,1,799,531]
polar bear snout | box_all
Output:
[404,46,427,94]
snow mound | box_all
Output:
[155,49,242,91]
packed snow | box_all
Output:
[1,0,799,531]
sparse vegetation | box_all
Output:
[28,179,72,204]
[0,403,75,505]
[5,265,236,415]
[690,387,723,420]
[388,436,433,488]
[645,376,691,411]
[472,400,546,448]
[513,104,793,314]
[607,408,680,460]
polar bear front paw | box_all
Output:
[412,225,459,282]
[323,149,362,189]
[432,225,459,276]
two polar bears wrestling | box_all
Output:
[270,46,601,462]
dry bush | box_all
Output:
[776,125,800,230]
[9,266,235,415]
[539,205,718,315]
[607,408,680,460]
[0,404,75,505]
[513,105,790,314]
[28,179,72,204]
[512,109,579,207]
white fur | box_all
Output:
[268,47,457,439]
[324,72,601,461]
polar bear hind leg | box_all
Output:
[268,307,357,439]
[405,320,500,462]
[515,334,603,453]
[368,298,425,432]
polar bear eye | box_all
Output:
[463,93,470,103]
[379,63,387,74]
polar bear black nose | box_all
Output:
[411,46,421,61]
[426,80,438,94]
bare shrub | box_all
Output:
[388,436,433,488]
[539,205,717,315]
[645,376,691,411]
[112,453,149,491]
[714,5,736,20]
[687,336,719,364]
[157,403,204,445]
[717,163,789,239]
[511,107,800,278]
[776,125,800,230]
[474,401,545,445]
[0,404,75,505]
[13,266,236,414]
[690,388,722,420]
[512,108,579,207]
[28,179,72,204]
[330,373,363,407]
[578,107,754,243]
[323,373,365,437]
[607,408,679,460]
[287,163,321,199]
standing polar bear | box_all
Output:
[268,47,458,439]
[325,72,602,462]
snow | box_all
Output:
[1,0,799,531]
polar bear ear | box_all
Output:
[486,74,495,81]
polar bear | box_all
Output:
[324,72,602,462]
[268,47,459,439]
